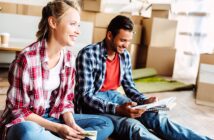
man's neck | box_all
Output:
[107,51,116,61]
[105,39,116,61]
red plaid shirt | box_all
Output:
[0,39,75,133]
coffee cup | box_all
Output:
[0,32,10,47]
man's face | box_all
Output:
[110,29,133,54]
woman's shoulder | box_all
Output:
[13,40,44,66]
[19,40,43,57]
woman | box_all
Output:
[0,0,113,140]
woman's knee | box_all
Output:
[7,121,44,140]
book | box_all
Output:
[132,97,176,111]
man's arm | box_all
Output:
[121,52,148,104]
[75,49,118,114]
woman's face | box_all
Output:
[54,7,80,47]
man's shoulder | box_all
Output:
[120,49,130,59]
[78,42,102,55]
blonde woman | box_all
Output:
[0,0,113,140]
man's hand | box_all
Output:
[143,96,158,104]
[116,102,146,118]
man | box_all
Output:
[75,15,211,140]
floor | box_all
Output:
[0,68,214,139]
[148,91,214,139]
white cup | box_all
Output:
[0,33,10,47]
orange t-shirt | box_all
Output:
[100,53,120,91]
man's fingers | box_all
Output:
[125,102,137,107]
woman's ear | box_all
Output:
[48,16,57,29]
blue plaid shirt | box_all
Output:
[75,40,147,114]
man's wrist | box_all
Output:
[138,98,148,105]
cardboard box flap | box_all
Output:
[152,3,171,11]
[200,53,214,64]
[150,18,177,47]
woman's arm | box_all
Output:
[25,113,62,133]
[62,112,85,134]
[26,113,85,140]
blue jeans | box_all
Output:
[82,90,211,140]
[7,113,113,140]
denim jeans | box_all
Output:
[7,113,113,140]
[82,90,211,140]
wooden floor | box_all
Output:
[0,68,214,139]
[148,91,214,139]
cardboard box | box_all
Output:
[82,0,103,12]
[132,44,148,69]
[196,53,214,107]
[0,2,17,14]
[151,3,170,18]
[152,10,169,18]
[146,47,176,76]
[80,11,96,23]
[129,15,143,25]
[95,13,118,28]
[132,25,143,44]
[143,18,177,47]
[152,3,171,11]
[95,13,142,28]
[173,51,200,84]
[93,27,106,43]
[142,19,152,46]
[17,4,42,16]
[127,44,140,69]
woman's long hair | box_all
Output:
[36,0,80,41]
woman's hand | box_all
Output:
[61,112,85,139]
[57,124,85,140]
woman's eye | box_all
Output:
[70,23,80,28]
[70,23,76,26]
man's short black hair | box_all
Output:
[107,15,134,37]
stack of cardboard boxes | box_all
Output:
[196,54,214,107]
[143,5,178,76]
[82,1,177,71]
[81,0,144,69]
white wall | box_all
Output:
[0,13,93,64]
[0,0,49,6]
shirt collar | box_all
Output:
[39,39,72,69]
[100,40,108,59]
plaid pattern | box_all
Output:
[0,39,75,131]
[75,41,147,114]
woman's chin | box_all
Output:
[67,41,75,47]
